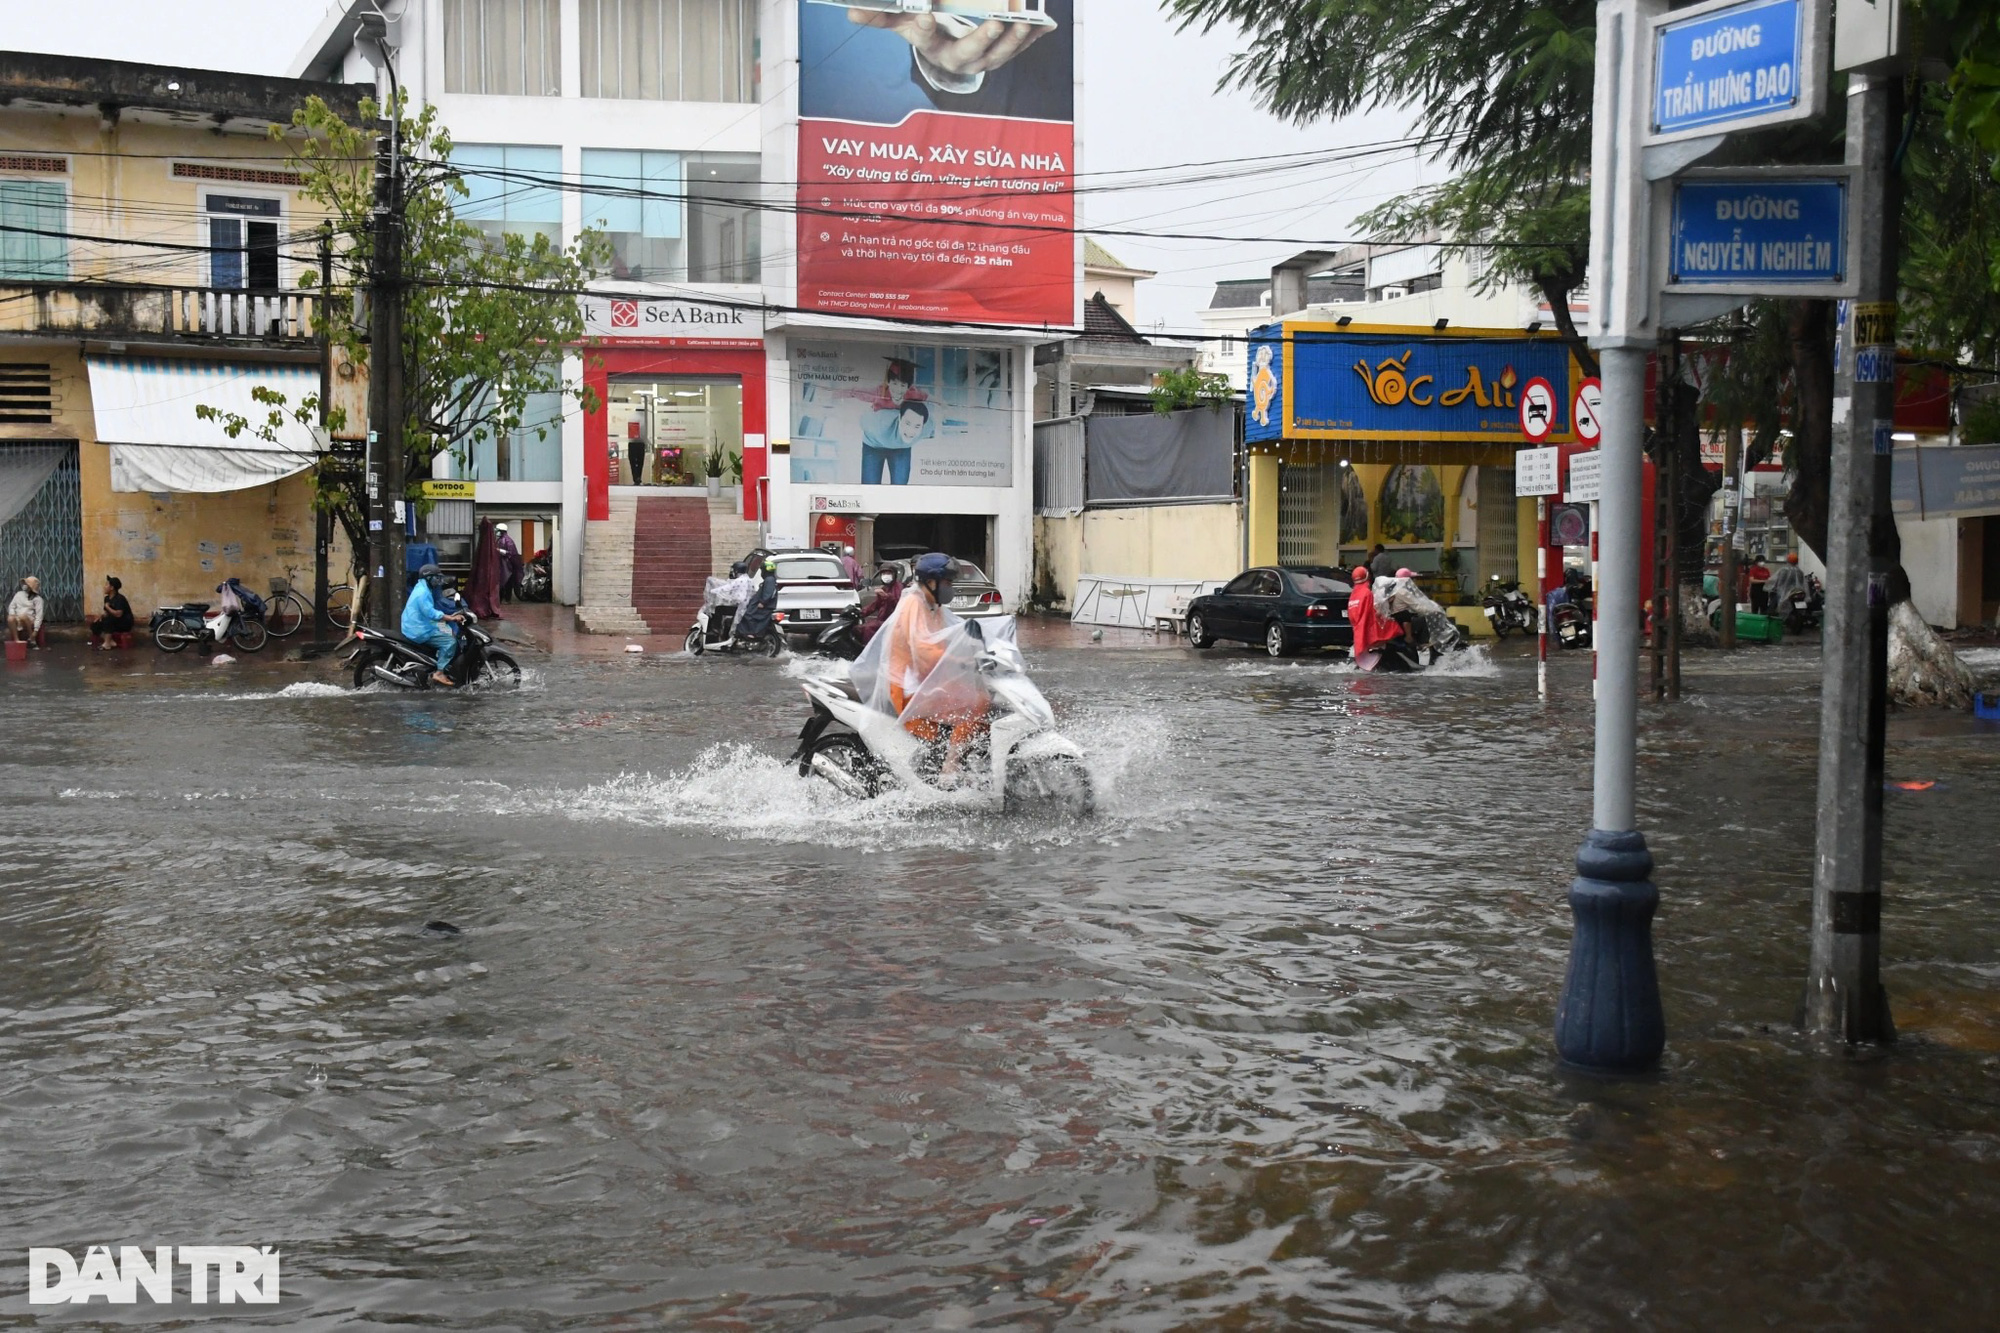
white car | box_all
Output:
[772,552,860,636]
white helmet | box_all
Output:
[495,522,509,534]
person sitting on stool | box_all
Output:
[7,575,43,645]
[88,576,134,648]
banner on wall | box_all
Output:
[789,339,1014,487]
[1245,325,1580,444]
[795,1,1075,325]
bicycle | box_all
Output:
[263,573,354,636]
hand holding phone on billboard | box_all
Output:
[845,6,1053,82]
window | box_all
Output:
[444,0,561,96]
[1251,571,1282,596]
[0,180,66,281]
[467,379,565,483]
[579,0,757,103]
[205,195,281,290]
[607,376,741,486]
[1288,574,1348,596]
[581,150,759,282]
[453,145,563,247]
[1222,572,1259,595]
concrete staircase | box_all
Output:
[630,496,713,633]
[708,494,763,576]
[576,494,651,636]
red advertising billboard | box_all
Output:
[796,1,1076,326]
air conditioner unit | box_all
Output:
[1380,286,1408,301]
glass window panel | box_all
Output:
[0,181,67,282]
[581,149,644,234]
[209,217,244,289]
[444,0,559,96]
[579,0,754,102]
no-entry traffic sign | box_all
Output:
[1573,378,1604,444]
[1519,377,1558,442]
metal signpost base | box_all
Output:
[1555,344,1664,1072]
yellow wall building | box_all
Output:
[0,51,363,625]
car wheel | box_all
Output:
[1187,611,1214,649]
[1265,621,1295,657]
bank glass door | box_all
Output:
[607,377,741,487]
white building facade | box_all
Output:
[294,0,1077,621]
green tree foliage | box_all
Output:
[1168,0,1598,364]
[199,96,607,564]
[1149,366,1234,414]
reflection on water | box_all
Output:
[1,636,1997,1327]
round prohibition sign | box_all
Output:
[1518,376,1558,442]
[1573,377,1604,445]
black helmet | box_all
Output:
[418,562,448,590]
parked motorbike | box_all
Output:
[519,551,552,603]
[1480,574,1536,638]
[151,599,267,653]
[792,619,1093,817]
[346,612,521,689]
[809,605,868,661]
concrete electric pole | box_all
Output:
[365,91,406,630]
[1802,71,1901,1043]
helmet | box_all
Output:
[876,567,898,586]
[1352,566,1370,582]
[843,544,855,557]
[495,522,509,534]
[762,557,778,573]
[1786,552,1799,564]
[729,560,746,576]
[419,562,449,591]
[914,552,956,581]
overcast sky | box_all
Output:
[5,0,1429,336]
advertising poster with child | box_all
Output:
[796,1,1076,325]
[789,339,1015,487]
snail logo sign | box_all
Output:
[1244,324,1579,443]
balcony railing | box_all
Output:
[0,281,320,345]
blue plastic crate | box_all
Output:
[1976,692,2000,721]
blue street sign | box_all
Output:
[1668,176,1847,287]
[1653,0,1810,137]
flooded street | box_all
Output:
[3,630,1998,1328]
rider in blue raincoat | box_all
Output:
[402,564,466,687]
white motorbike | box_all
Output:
[790,620,1094,817]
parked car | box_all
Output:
[771,551,861,638]
[1186,566,1354,657]
[882,555,1006,618]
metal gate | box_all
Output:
[1278,457,1335,566]
[0,443,83,621]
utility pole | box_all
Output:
[366,105,407,629]
[1719,426,1741,647]
[313,223,335,648]
[1803,71,1900,1043]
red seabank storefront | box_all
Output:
[580,321,767,522]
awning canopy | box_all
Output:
[85,356,323,493]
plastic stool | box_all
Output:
[4,640,26,662]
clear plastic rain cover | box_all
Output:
[851,593,1014,727]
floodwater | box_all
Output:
[2,629,1997,1329]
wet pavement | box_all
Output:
[3,625,1998,1328]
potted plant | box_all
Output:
[704,442,726,498]
[726,450,744,510]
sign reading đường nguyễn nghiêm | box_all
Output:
[1244,325,1581,444]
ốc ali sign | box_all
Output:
[1244,324,1580,444]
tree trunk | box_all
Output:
[1648,379,1722,643]
[1784,298,1972,707]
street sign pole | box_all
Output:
[1556,0,1668,1073]
[1803,71,1898,1043]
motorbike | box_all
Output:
[1780,576,1824,634]
[346,612,522,689]
[685,601,787,657]
[1480,574,1536,638]
[791,619,1094,817]
[686,573,786,657]
[519,551,552,603]
[809,605,868,661]
[1549,570,1593,650]
[151,597,267,654]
